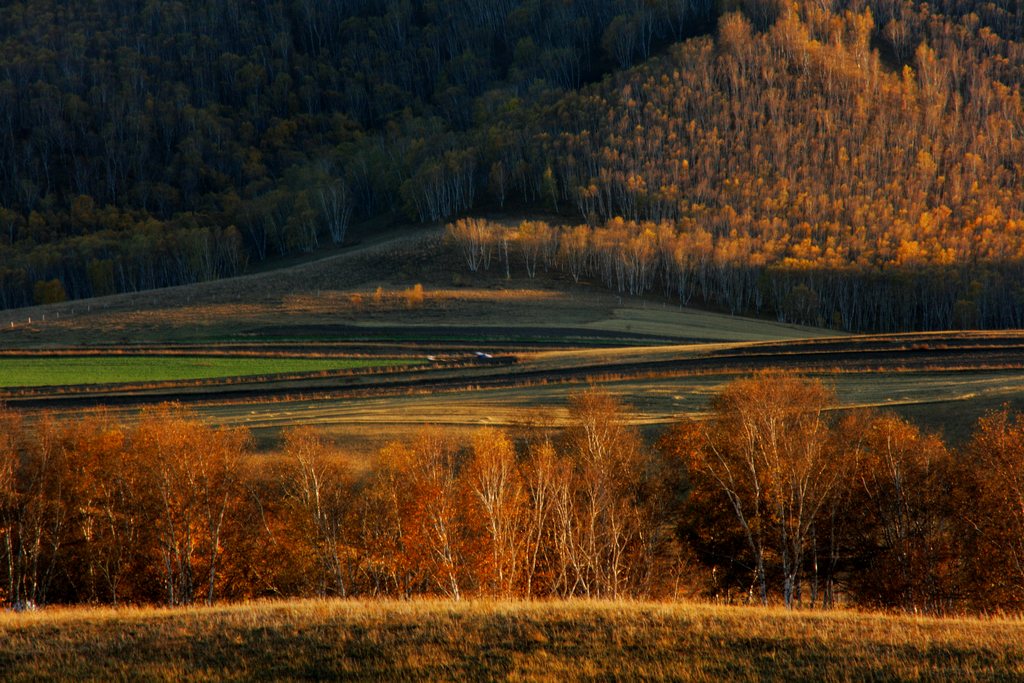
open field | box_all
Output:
[3,226,1024,448]
[0,226,831,349]
[1,598,1022,681]
[0,355,420,388]
[8,331,1024,448]
[194,366,1024,444]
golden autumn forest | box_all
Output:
[3,378,1024,614]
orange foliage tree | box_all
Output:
[133,405,249,606]
[281,427,357,597]
[959,408,1024,610]
[674,373,851,607]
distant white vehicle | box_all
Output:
[474,351,493,359]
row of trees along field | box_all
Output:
[447,217,1024,331]
[4,377,1024,613]
[0,0,711,309]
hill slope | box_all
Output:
[2,599,1023,680]
[504,0,1024,330]
[0,0,710,308]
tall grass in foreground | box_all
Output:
[1,599,1023,681]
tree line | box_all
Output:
[3,377,1024,613]
[446,217,1024,331]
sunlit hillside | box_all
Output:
[2,599,1023,681]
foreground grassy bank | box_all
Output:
[2,600,1022,681]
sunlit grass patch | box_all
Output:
[0,356,420,387]
[2,599,1023,681]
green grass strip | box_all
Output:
[0,356,421,387]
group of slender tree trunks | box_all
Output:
[3,375,1024,613]
[447,218,1024,331]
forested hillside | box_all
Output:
[6,0,1024,332]
[528,0,1024,330]
[0,0,710,307]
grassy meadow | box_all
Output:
[0,356,420,387]
[195,367,1024,452]
[1,599,1022,681]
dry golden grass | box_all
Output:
[1,598,1022,681]
[279,286,564,315]
[277,283,580,318]
[580,305,836,341]
[185,367,1024,450]
[38,364,1024,456]
[2,290,818,348]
